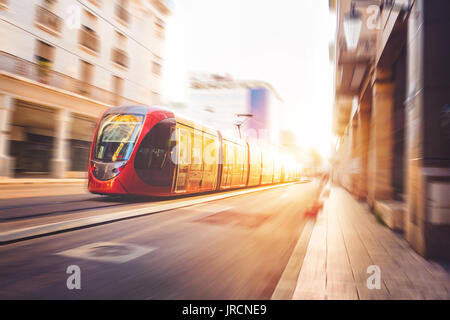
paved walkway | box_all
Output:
[293,186,450,300]
[0,182,88,199]
[0,178,85,185]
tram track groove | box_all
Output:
[0,201,131,222]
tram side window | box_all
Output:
[238,146,244,168]
[225,142,233,169]
[191,131,203,171]
[222,142,227,168]
[203,135,217,173]
[221,141,230,185]
[262,152,270,176]
[238,145,245,180]
[222,142,227,170]
[234,145,241,174]
[239,146,246,172]
[178,128,191,165]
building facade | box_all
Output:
[329,0,450,259]
[187,73,283,146]
[0,0,171,178]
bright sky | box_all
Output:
[162,0,336,158]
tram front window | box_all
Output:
[95,114,144,162]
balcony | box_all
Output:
[112,48,129,68]
[79,28,100,53]
[88,0,101,7]
[115,5,129,25]
[34,5,62,35]
[337,37,376,64]
[151,0,172,15]
[335,37,376,96]
[155,19,165,39]
[152,62,161,77]
[0,51,139,106]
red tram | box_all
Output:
[88,106,299,197]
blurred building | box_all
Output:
[279,129,301,160]
[187,73,283,146]
[0,0,171,178]
[280,130,297,152]
[329,0,450,259]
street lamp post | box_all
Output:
[234,113,253,139]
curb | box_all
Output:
[271,219,316,300]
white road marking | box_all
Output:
[55,242,156,264]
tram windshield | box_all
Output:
[94,114,144,162]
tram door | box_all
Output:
[133,118,176,188]
[174,127,190,193]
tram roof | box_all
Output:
[110,105,248,146]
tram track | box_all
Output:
[0,182,299,245]
[0,194,185,222]
[0,200,130,222]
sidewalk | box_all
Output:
[0,178,86,185]
[0,179,88,199]
[292,186,450,300]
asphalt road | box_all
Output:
[0,181,320,299]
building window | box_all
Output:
[79,60,94,95]
[35,40,55,83]
[35,40,55,64]
[70,139,91,171]
[42,0,57,10]
[112,31,129,68]
[152,61,161,77]
[35,1,62,35]
[155,18,165,39]
[82,10,98,33]
[116,31,126,48]
[116,0,130,25]
[79,10,100,53]
[88,0,101,7]
[0,0,9,10]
